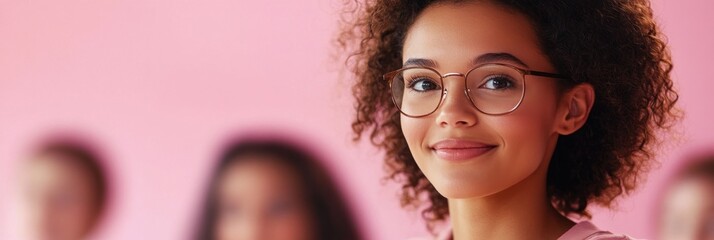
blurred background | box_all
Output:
[0,0,712,239]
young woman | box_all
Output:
[21,140,108,240]
[340,0,678,239]
[193,137,363,240]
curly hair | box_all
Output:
[338,0,679,228]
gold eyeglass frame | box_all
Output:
[383,63,572,118]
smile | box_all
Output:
[430,139,497,161]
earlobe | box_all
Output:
[556,83,595,135]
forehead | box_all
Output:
[218,156,304,200]
[25,154,92,182]
[403,1,548,69]
[22,155,98,199]
[666,178,714,208]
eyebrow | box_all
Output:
[403,58,438,68]
[473,52,529,68]
[402,52,529,69]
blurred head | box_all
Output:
[659,155,714,240]
[20,142,107,240]
[195,138,362,240]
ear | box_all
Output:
[555,83,595,135]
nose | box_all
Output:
[435,74,479,128]
[239,215,267,240]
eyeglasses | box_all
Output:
[384,63,571,117]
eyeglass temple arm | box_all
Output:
[383,70,400,82]
[525,70,572,81]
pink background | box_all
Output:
[0,0,712,239]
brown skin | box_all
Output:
[194,140,363,240]
[659,178,714,240]
[659,158,714,240]
[214,155,316,240]
[21,152,102,240]
[400,2,593,239]
[340,0,678,232]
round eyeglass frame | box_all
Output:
[383,63,572,118]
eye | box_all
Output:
[480,75,514,90]
[51,192,78,208]
[407,77,441,92]
[219,202,242,220]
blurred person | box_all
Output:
[193,137,363,240]
[659,154,714,240]
[339,0,679,239]
[20,140,108,240]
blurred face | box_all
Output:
[660,178,714,240]
[21,153,101,240]
[400,2,564,199]
[214,155,316,240]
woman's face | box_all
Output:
[660,178,714,240]
[21,152,101,240]
[400,2,566,199]
[214,155,316,240]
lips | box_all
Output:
[430,139,496,161]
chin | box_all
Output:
[435,185,502,199]
[428,173,505,199]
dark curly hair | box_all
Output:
[338,0,679,228]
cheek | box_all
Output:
[36,192,95,239]
[496,100,557,156]
[400,116,432,173]
[267,211,315,240]
[489,111,554,176]
[400,116,430,153]
[489,88,560,176]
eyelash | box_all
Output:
[480,74,515,89]
[405,76,439,87]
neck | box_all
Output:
[448,149,574,240]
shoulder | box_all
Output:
[558,221,641,240]
[407,221,639,240]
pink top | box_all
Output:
[557,221,636,240]
[412,221,637,240]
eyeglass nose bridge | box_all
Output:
[439,72,470,101]
[442,72,465,78]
